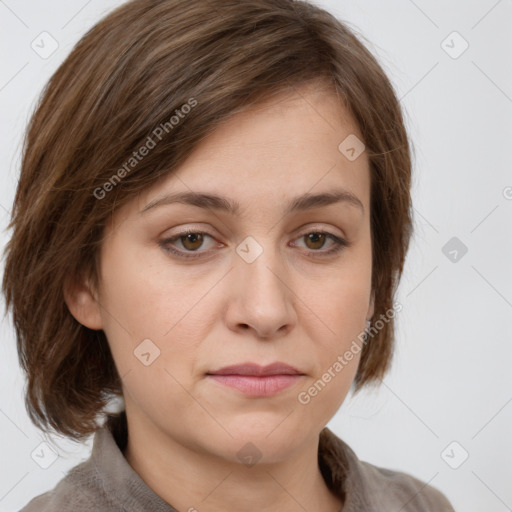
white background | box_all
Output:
[1,1,511,511]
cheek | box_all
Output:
[296,281,366,420]
[307,282,366,372]
[304,252,372,338]
[97,239,222,374]
[99,237,170,332]
[297,247,371,399]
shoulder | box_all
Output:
[319,428,455,512]
[357,460,455,512]
[19,461,115,512]
[19,488,94,512]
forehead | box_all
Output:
[134,82,370,218]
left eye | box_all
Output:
[291,231,346,252]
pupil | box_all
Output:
[307,233,324,249]
[183,233,202,249]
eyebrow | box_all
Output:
[140,189,364,216]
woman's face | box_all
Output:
[94,82,373,463]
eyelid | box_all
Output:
[293,223,346,240]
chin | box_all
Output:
[211,415,314,465]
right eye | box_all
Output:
[159,229,222,259]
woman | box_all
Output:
[3,0,455,510]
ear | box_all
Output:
[367,291,375,320]
[63,272,103,330]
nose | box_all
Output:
[224,241,296,339]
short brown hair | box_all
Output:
[2,0,413,440]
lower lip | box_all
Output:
[207,374,303,396]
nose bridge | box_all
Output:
[228,234,294,336]
[235,234,284,296]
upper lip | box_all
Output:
[207,362,304,376]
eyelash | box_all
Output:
[159,228,349,260]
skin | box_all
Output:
[65,80,374,512]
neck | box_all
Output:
[122,413,343,512]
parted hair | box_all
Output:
[2,0,413,440]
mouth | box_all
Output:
[206,362,305,397]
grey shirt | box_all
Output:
[20,413,455,511]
